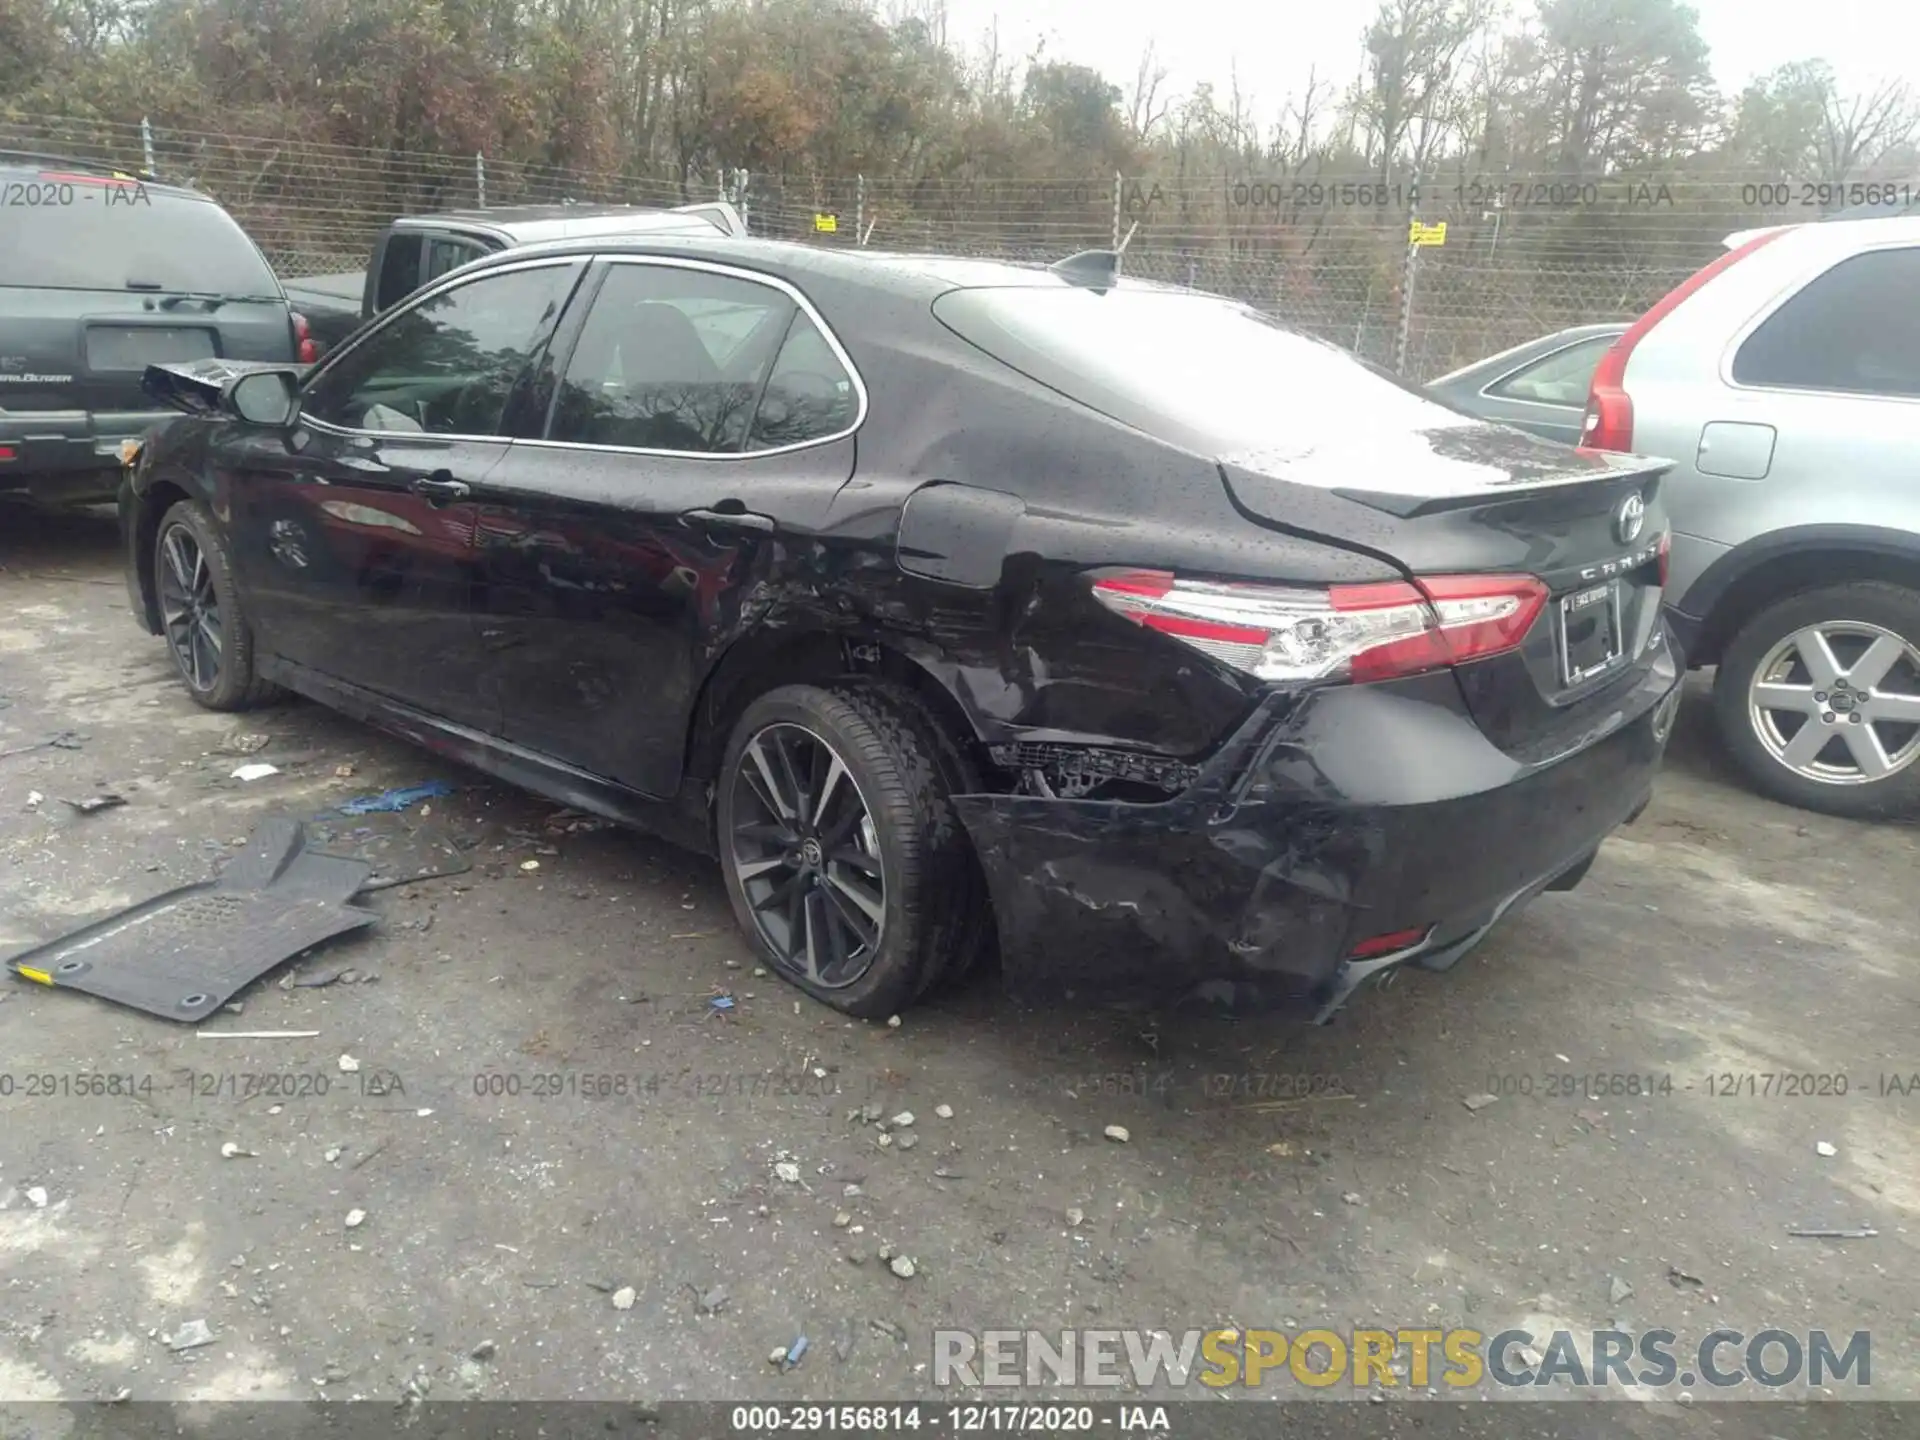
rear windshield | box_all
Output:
[932,283,1476,457]
[0,176,281,296]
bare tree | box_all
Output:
[1352,0,1488,183]
[1819,78,1918,183]
[1272,65,1332,169]
[1126,40,1171,142]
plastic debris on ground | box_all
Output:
[4,816,375,1022]
[231,763,280,782]
[338,781,453,815]
[63,794,125,814]
[305,812,473,891]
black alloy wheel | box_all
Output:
[158,520,224,694]
[152,498,278,712]
[727,720,888,989]
[715,683,992,1018]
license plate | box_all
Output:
[84,325,217,372]
[1558,581,1623,685]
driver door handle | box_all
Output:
[681,507,774,534]
[410,472,469,504]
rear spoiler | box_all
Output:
[1331,456,1671,519]
[670,200,747,237]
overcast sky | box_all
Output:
[935,0,1898,123]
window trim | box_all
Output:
[519,254,869,461]
[297,255,586,443]
[1720,239,1920,405]
[1479,333,1622,407]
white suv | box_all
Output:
[1582,215,1920,818]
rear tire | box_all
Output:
[1712,582,1920,819]
[715,681,991,1018]
[154,499,281,712]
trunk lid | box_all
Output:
[1219,425,1671,759]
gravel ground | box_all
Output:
[1,503,1915,1434]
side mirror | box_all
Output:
[227,371,298,427]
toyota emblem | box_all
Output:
[1614,493,1646,545]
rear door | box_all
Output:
[468,256,862,797]
[1,169,292,470]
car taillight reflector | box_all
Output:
[1579,227,1788,453]
[1348,926,1433,960]
[291,311,319,364]
[1657,531,1671,589]
[1089,570,1549,685]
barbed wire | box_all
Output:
[7,110,1912,377]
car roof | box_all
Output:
[396,205,732,243]
[459,232,1213,302]
[1724,213,1920,250]
[0,154,214,205]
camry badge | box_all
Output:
[1614,493,1646,545]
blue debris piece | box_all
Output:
[709,995,736,1013]
[786,1335,808,1367]
[338,781,453,816]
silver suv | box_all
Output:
[1582,215,1920,818]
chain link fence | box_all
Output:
[2,111,1833,379]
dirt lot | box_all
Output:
[1,503,1915,1430]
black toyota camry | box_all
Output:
[120,236,1682,1021]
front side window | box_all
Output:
[303,263,576,435]
[1733,247,1920,397]
[548,263,855,453]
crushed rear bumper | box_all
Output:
[952,643,1680,1018]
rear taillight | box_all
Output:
[291,311,319,364]
[1579,227,1789,453]
[1090,571,1549,685]
[1657,531,1671,589]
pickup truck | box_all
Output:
[280,200,746,353]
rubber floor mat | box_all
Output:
[4,816,376,1022]
[304,811,472,891]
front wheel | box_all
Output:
[154,499,280,712]
[1712,582,1920,819]
[715,683,989,1018]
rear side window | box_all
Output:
[1733,247,1920,396]
[1487,335,1617,405]
[0,175,280,296]
[549,262,853,453]
[748,314,861,449]
[933,284,1476,464]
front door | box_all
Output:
[223,258,585,726]
[468,257,864,796]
